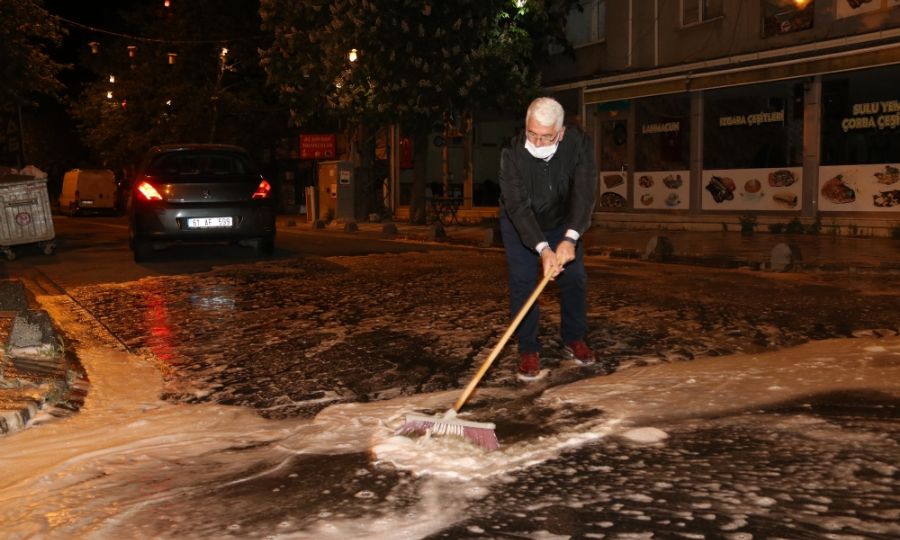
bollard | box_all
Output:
[479,228,498,248]
[643,235,674,262]
[770,242,802,272]
[427,223,446,241]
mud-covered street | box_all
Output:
[67,250,900,420]
[5,241,900,539]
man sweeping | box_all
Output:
[498,96,599,380]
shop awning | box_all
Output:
[583,40,900,104]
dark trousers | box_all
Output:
[500,214,588,354]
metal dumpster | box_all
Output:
[0,174,56,260]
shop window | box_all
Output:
[636,95,690,172]
[683,0,723,26]
[821,65,900,166]
[703,80,804,169]
[761,0,815,38]
[635,95,691,210]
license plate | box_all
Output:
[187,217,233,229]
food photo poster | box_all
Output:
[701,168,802,211]
[819,163,900,211]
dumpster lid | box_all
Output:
[0,174,48,185]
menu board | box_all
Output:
[634,170,690,210]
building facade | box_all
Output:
[541,0,900,233]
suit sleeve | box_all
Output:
[499,146,544,250]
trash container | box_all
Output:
[0,174,56,260]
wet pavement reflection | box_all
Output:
[67,251,900,422]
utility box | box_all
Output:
[316,161,340,221]
[0,174,56,260]
[318,160,364,222]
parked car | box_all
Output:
[128,144,276,262]
[60,168,117,215]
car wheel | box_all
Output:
[133,241,154,263]
[254,237,275,257]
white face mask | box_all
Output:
[524,138,558,160]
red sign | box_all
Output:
[299,134,336,160]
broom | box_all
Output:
[397,272,553,450]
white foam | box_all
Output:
[620,427,669,444]
[4,292,900,538]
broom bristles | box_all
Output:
[397,412,499,451]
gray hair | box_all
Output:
[526,97,564,130]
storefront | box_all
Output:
[586,61,899,218]
[701,79,804,212]
[819,63,900,212]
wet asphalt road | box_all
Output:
[6,215,900,538]
[60,249,900,422]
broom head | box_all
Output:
[397,409,499,451]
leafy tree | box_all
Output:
[260,0,575,223]
[0,0,66,103]
[69,0,286,172]
[0,0,67,167]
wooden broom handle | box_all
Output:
[453,271,553,412]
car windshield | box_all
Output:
[147,152,254,180]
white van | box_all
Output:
[60,169,117,215]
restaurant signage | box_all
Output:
[841,100,900,132]
[641,121,680,134]
[718,110,784,127]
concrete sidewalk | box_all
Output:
[279,215,900,273]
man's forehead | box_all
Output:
[526,119,558,132]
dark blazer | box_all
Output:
[499,126,597,249]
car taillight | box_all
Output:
[136,179,163,201]
[252,178,272,199]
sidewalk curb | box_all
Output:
[0,282,70,437]
[280,217,900,274]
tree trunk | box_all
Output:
[359,124,375,220]
[409,129,429,224]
